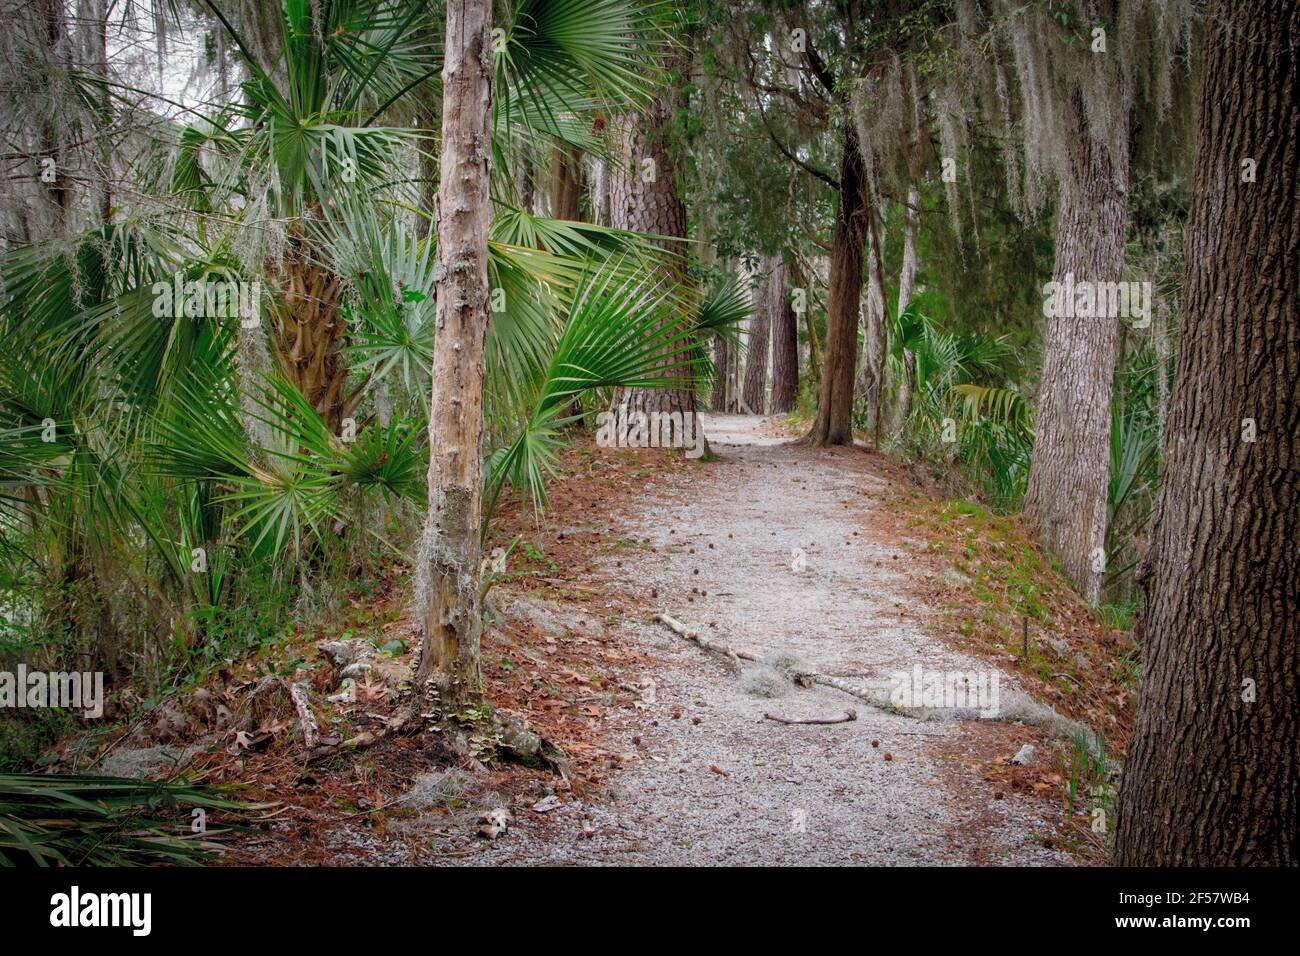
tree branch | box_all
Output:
[754,93,839,190]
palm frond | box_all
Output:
[0,773,241,867]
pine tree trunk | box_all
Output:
[609,56,697,427]
[1022,93,1129,603]
[769,255,799,413]
[412,0,494,706]
[711,333,731,410]
[1113,0,1298,866]
[549,144,584,220]
[742,256,778,414]
[807,126,867,445]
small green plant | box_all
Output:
[1098,600,1139,631]
[1065,731,1112,829]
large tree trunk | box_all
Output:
[807,125,867,445]
[411,0,494,706]
[769,255,799,413]
[741,256,778,414]
[1113,0,1298,866]
[609,56,697,430]
[1022,93,1129,603]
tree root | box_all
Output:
[307,693,569,779]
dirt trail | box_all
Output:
[484,415,1075,865]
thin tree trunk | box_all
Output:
[856,201,889,446]
[412,0,494,706]
[549,144,584,220]
[792,254,822,384]
[591,157,610,226]
[769,255,799,413]
[711,333,731,410]
[742,256,778,414]
[807,125,867,445]
[1022,93,1129,603]
[36,0,68,235]
[1113,0,1298,866]
[893,180,920,429]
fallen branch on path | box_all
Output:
[653,613,758,665]
[654,611,916,714]
[804,671,894,709]
[764,710,857,725]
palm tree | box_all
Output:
[0,0,744,693]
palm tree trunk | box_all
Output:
[1113,0,1298,865]
[412,0,494,706]
[270,235,347,430]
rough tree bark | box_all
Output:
[1022,93,1130,603]
[807,125,867,445]
[1113,0,1298,866]
[742,255,779,414]
[549,144,584,220]
[412,0,494,707]
[711,333,731,410]
[856,202,889,446]
[608,55,698,431]
[769,255,799,413]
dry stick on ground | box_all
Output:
[653,613,758,665]
[289,681,319,750]
[764,710,858,725]
[652,612,914,716]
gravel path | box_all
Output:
[485,415,1075,866]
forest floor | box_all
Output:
[69,415,1136,865]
